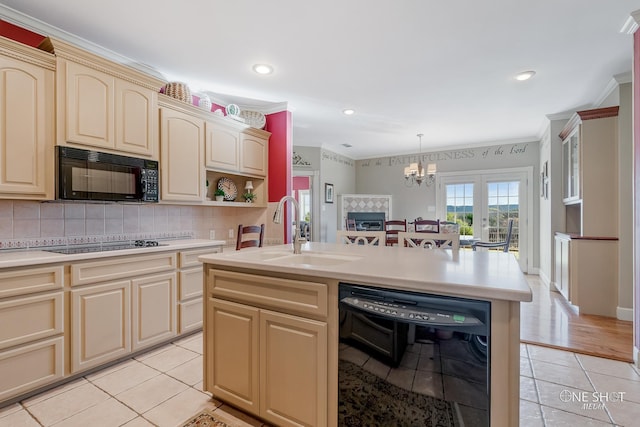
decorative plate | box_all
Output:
[217,177,237,201]
[226,103,241,116]
[239,110,266,129]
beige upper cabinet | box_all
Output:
[240,132,268,177]
[115,78,158,156]
[0,38,55,200]
[40,37,163,159]
[160,104,205,202]
[559,106,619,237]
[205,120,240,172]
[64,61,115,149]
[204,118,269,178]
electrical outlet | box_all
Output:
[209,230,215,240]
[228,228,234,239]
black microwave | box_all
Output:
[57,147,159,202]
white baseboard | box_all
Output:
[616,306,634,321]
[538,270,551,287]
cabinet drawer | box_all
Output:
[208,270,328,318]
[179,299,203,333]
[0,336,64,402]
[179,268,203,300]
[71,252,176,286]
[180,246,222,268]
[0,265,63,298]
[0,291,64,350]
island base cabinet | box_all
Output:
[70,280,132,373]
[206,295,328,427]
[260,310,327,427]
[208,298,259,413]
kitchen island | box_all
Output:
[199,242,531,427]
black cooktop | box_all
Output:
[44,240,167,254]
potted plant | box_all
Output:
[243,192,256,203]
[214,188,225,202]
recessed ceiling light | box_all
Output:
[252,64,273,75]
[342,109,355,115]
[515,71,536,81]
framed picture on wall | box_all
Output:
[325,183,334,203]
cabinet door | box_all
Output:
[115,79,157,158]
[562,129,580,203]
[260,310,327,427]
[240,133,267,177]
[207,298,259,413]
[65,61,115,149]
[160,107,205,201]
[205,121,240,171]
[0,56,54,199]
[131,272,177,351]
[70,280,131,373]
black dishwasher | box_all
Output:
[338,283,490,427]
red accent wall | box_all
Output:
[265,110,292,241]
[634,29,640,349]
[0,20,45,47]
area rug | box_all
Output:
[180,411,230,427]
[339,359,460,427]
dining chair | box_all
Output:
[413,219,440,233]
[398,232,460,250]
[472,218,514,252]
[345,218,357,231]
[385,219,407,246]
[336,230,386,246]
[236,224,265,250]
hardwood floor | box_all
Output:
[520,275,634,362]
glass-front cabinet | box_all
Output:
[562,128,580,203]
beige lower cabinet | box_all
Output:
[260,309,327,427]
[69,252,178,373]
[553,234,618,317]
[178,247,222,333]
[71,280,132,373]
[0,265,65,402]
[131,272,177,351]
[205,269,328,427]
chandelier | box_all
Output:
[404,133,436,187]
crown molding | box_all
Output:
[621,11,640,34]
[0,4,165,79]
[207,94,288,115]
[591,72,632,107]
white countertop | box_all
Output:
[0,239,226,269]
[199,242,532,303]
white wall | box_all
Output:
[539,117,569,286]
[321,149,356,243]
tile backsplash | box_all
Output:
[0,200,282,249]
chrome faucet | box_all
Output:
[273,195,306,254]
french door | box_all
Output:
[437,168,532,272]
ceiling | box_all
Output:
[1,1,639,159]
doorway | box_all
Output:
[293,171,320,241]
[437,168,533,272]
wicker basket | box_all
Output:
[239,110,266,129]
[163,82,192,104]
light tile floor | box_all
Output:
[1,332,639,426]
